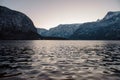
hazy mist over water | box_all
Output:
[0,40,120,80]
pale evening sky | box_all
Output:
[0,0,120,29]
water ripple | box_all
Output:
[0,40,120,80]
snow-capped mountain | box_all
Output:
[37,24,80,39]
[70,11,120,40]
[0,6,41,40]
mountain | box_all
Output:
[37,24,80,39]
[37,28,48,36]
[0,6,41,40]
[38,11,120,40]
[70,11,120,40]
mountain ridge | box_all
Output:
[37,11,120,40]
[37,24,80,38]
[70,11,120,40]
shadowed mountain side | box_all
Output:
[41,36,67,40]
[0,6,41,40]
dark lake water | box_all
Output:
[0,40,120,80]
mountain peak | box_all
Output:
[103,11,120,20]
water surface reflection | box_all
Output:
[0,40,120,80]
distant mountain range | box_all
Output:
[0,6,120,40]
[37,11,120,40]
[37,24,80,39]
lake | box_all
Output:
[0,40,120,80]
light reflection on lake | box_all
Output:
[0,40,120,80]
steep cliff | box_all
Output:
[0,6,41,40]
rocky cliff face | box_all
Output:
[0,6,41,40]
[70,11,120,40]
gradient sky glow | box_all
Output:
[0,0,120,29]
